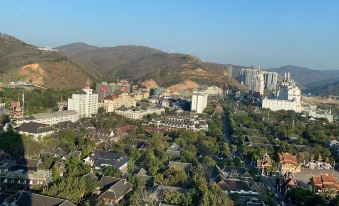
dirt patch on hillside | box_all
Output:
[167,79,199,91]
[181,67,213,76]
[141,79,159,88]
[19,63,45,85]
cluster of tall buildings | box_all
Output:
[95,80,150,113]
[240,67,278,95]
[96,80,131,100]
[262,73,303,113]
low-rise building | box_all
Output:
[134,88,150,101]
[0,158,51,189]
[115,108,165,120]
[294,168,339,190]
[0,169,52,188]
[147,113,208,132]
[100,92,137,112]
[278,153,301,174]
[303,105,334,123]
[216,166,253,182]
[16,122,55,140]
[3,191,75,206]
[84,150,129,173]
[214,166,258,196]
[98,179,133,204]
[310,174,339,198]
[31,110,79,125]
[206,86,223,96]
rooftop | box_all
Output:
[295,168,339,186]
[279,153,298,165]
[4,191,75,206]
[32,110,78,119]
[16,122,54,134]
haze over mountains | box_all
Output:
[268,65,339,86]
[1,33,339,95]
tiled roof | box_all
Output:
[279,153,298,165]
[97,176,121,190]
[16,122,54,134]
[219,179,252,192]
[99,179,133,203]
[310,174,339,191]
[32,110,78,119]
[4,191,75,206]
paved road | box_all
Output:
[261,176,291,206]
[222,104,291,206]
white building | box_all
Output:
[240,68,265,95]
[262,98,303,112]
[263,71,278,92]
[68,79,98,118]
[115,108,165,120]
[16,122,55,140]
[303,105,333,123]
[262,73,303,113]
[31,110,80,125]
[148,114,209,131]
[191,90,208,113]
[206,86,223,96]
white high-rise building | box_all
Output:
[263,71,278,92]
[191,90,208,114]
[262,73,303,112]
[68,79,98,117]
[241,67,265,95]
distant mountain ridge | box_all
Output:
[0,33,91,89]
[305,78,339,96]
[268,65,339,86]
[57,42,244,88]
[0,34,244,90]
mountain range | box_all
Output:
[0,33,244,90]
[0,33,93,89]
[1,33,339,95]
[56,43,244,88]
[268,65,339,86]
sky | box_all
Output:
[1,0,339,69]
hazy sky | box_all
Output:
[1,0,339,69]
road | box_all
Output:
[222,104,290,206]
[261,175,291,206]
